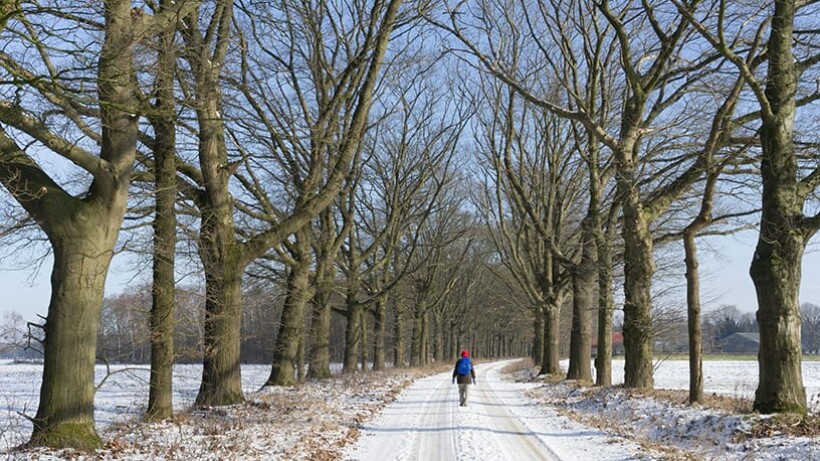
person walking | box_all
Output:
[452,349,476,407]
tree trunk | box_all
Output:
[586,136,613,387]
[567,231,594,381]
[540,304,561,375]
[297,334,306,382]
[306,278,333,379]
[620,187,655,389]
[181,0,245,407]
[750,0,806,415]
[360,308,368,371]
[195,244,244,405]
[393,306,405,367]
[147,136,177,420]
[594,220,615,386]
[267,230,311,387]
[307,209,337,379]
[751,235,806,413]
[372,294,388,371]
[147,0,178,419]
[30,235,114,449]
[532,303,544,366]
[683,228,704,404]
[21,0,141,447]
[433,310,444,362]
[409,305,423,367]
[343,295,363,373]
[421,312,430,365]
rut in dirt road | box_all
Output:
[342,359,656,461]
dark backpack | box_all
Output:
[456,357,471,375]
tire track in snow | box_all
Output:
[466,361,564,461]
[342,373,458,461]
[405,376,456,460]
[343,360,566,461]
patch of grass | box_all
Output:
[27,422,103,451]
[740,413,820,439]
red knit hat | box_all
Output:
[461,349,469,357]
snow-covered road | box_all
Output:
[342,360,657,461]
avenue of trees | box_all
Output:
[0,0,818,450]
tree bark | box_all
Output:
[567,226,594,381]
[10,0,145,447]
[306,252,334,379]
[541,303,561,375]
[532,303,544,366]
[433,309,444,362]
[409,303,427,367]
[393,306,406,367]
[617,117,655,388]
[196,249,244,405]
[343,294,364,373]
[266,229,312,387]
[30,234,113,449]
[306,289,333,379]
[594,211,615,387]
[683,228,704,403]
[147,0,178,419]
[751,0,806,414]
[372,294,388,371]
[620,194,655,389]
[421,312,430,364]
[360,309,369,371]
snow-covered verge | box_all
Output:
[516,364,820,461]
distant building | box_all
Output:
[718,332,760,354]
[591,331,625,357]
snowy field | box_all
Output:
[0,362,275,450]
[611,358,820,409]
[0,358,819,459]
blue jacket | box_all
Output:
[452,357,475,384]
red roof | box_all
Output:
[591,332,624,347]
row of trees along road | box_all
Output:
[0,0,818,450]
[83,293,820,365]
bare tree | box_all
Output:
[0,311,28,359]
[407,197,471,367]
[474,83,585,376]
[675,0,820,415]
[679,75,754,403]
[306,206,348,379]
[0,1,193,448]
[146,0,180,420]
[338,73,465,372]
[230,0,406,387]
[171,0,404,402]
[429,0,736,389]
